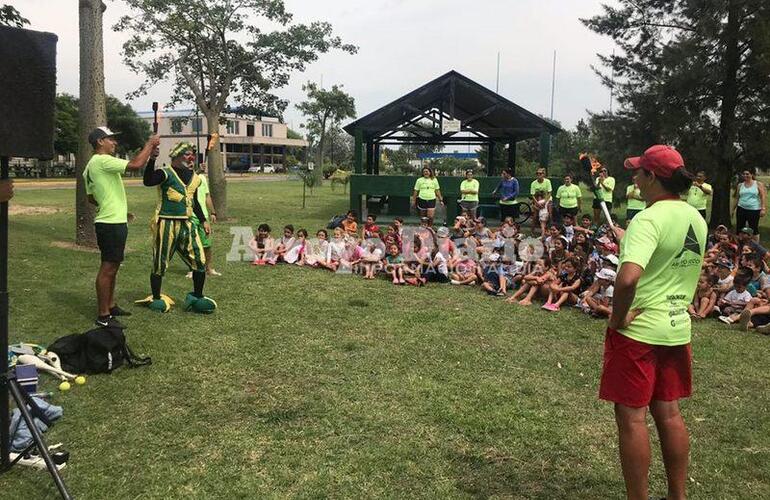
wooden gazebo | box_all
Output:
[343,70,561,221]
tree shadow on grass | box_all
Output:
[447,447,617,499]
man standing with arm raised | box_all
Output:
[84,127,159,328]
[601,145,707,500]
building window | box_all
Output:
[246,124,255,137]
[261,123,273,137]
[226,120,240,135]
[171,118,184,134]
[191,117,203,133]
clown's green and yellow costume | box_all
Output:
[151,167,206,276]
[136,142,217,314]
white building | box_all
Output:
[138,109,308,171]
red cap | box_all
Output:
[624,145,684,179]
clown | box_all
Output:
[135,142,217,313]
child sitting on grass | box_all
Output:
[362,214,380,239]
[303,229,329,267]
[341,210,358,236]
[450,256,479,285]
[542,256,582,311]
[688,273,718,319]
[385,243,406,284]
[360,239,384,280]
[268,224,295,264]
[249,223,274,265]
[321,227,346,271]
[285,228,307,265]
[578,268,616,318]
[718,276,752,324]
[574,214,597,238]
[507,258,553,306]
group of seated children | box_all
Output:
[692,224,770,334]
[248,210,621,317]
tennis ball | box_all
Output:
[75,376,86,385]
[59,381,71,391]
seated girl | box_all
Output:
[249,223,274,265]
[542,256,582,311]
[360,239,384,280]
[285,228,307,265]
[450,256,479,285]
[303,229,329,267]
[385,243,406,284]
[507,258,554,306]
[688,273,718,319]
[579,268,615,317]
[321,227,347,271]
[269,224,295,265]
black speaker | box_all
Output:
[0,26,58,160]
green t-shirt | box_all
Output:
[686,182,712,210]
[595,176,615,202]
[414,177,440,200]
[618,200,707,346]
[555,184,581,209]
[460,179,480,202]
[196,174,210,220]
[530,178,552,196]
[83,154,129,224]
[626,185,646,210]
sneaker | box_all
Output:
[737,309,752,331]
[109,304,132,317]
[718,315,734,324]
[94,316,124,329]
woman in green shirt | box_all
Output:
[412,166,444,225]
[555,174,582,219]
[625,180,646,222]
[459,169,480,219]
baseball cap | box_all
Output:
[88,126,120,147]
[739,226,754,235]
[436,226,450,237]
[624,145,684,179]
[716,258,734,269]
[595,268,617,282]
[602,254,619,266]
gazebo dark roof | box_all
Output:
[343,70,561,142]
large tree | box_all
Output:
[76,0,107,246]
[115,0,356,219]
[583,0,770,227]
[0,4,28,27]
[296,82,356,171]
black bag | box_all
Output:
[48,326,151,374]
[327,214,345,229]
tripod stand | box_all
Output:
[0,157,72,499]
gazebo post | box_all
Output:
[365,141,374,175]
[373,143,380,175]
[508,139,516,174]
[486,141,495,176]
[354,129,363,174]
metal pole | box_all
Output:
[496,51,500,93]
[0,156,9,471]
[609,48,615,114]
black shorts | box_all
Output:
[559,206,579,218]
[417,198,436,210]
[626,209,642,221]
[698,209,707,220]
[95,222,128,263]
[592,199,613,211]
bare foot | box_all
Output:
[519,300,532,306]
[506,296,518,304]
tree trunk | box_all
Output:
[711,0,742,229]
[205,112,227,220]
[76,0,106,246]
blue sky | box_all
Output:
[10,0,619,131]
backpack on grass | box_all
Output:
[327,214,345,229]
[48,326,151,374]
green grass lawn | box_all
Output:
[3,180,769,499]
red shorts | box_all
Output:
[599,328,692,408]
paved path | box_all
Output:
[15,174,291,190]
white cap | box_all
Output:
[595,268,617,282]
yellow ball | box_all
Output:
[59,381,71,391]
[75,376,86,385]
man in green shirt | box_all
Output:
[459,169,480,219]
[602,145,706,500]
[593,167,615,223]
[685,170,712,220]
[84,126,159,328]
